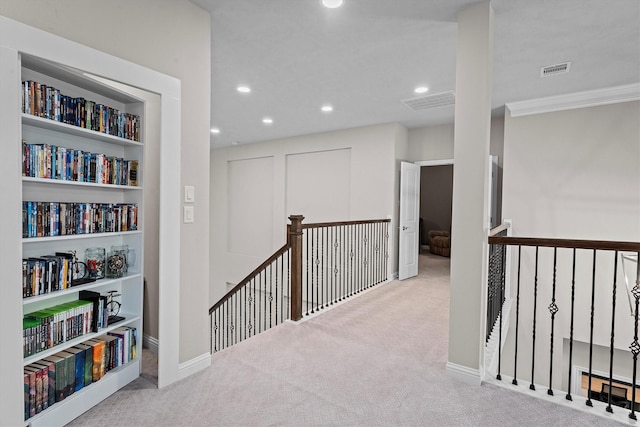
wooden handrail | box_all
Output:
[302,218,390,229]
[210,216,391,316]
[209,243,290,314]
[488,236,640,252]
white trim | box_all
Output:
[178,352,212,381]
[143,334,160,354]
[446,362,482,386]
[506,83,640,117]
[415,158,454,167]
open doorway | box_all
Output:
[417,160,454,268]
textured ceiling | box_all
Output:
[190,0,640,147]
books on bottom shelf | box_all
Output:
[23,326,137,421]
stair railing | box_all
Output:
[210,215,391,353]
[487,233,640,420]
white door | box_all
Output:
[399,161,420,280]
[488,155,499,229]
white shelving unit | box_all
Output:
[18,54,145,427]
[1,16,183,427]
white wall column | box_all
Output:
[446,1,494,384]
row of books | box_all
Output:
[24,327,137,421]
[22,80,141,142]
[22,140,139,186]
[22,252,74,298]
[22,201,138,238]
[23,300,94,357]
[24,291,117,357]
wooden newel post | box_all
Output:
[289,215,304,321]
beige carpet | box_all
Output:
[67,252,619,426]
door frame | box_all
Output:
[411,158,454,266]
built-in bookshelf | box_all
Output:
[16,53,144,427]
[1,16,184,426]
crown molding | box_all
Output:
[506,83,640,117]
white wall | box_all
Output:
[210,123,403,304]
[0,0,212,364]
[503,101,639,241]
[501,100,640,389]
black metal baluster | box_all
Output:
[629,251,640,420]
[305,227,309,316]
[228,300,231,348]
[347,225,355,297]
[547,247,559,396]
[331,227,340,304]
[311,228,315,313]
[586,250,597,407]
[358,223,363,293]
[232,293,236,346]
[530,246,539,391]
[337,225,342,301]
[242,286,245,342]
[269,263,273,328]
[512,246,522,385]
[497,243,506,381]
[566,248,576,401]
[606,250,619,414]
[363,223,369,289]
[252,276,256,337]
[215,307,219,352]
[384,223,389,280]
[210,311,213,354]
[275,257,279,325]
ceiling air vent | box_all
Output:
[541,62,571,77]
[401,91,455,111]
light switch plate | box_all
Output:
[183,206,194,223]
[184,185,195,203]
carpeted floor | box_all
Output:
[67,252,621,426]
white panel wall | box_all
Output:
[210,123,401,305]
[228,157,274,258]
[286,149,351,223]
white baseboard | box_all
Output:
[446,362,482,386]
[178,352,211,381]
[143,334,159,354]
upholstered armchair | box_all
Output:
[428,230,451,257]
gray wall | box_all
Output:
[420,165,453,245]
[0,0,212,363]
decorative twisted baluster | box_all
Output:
[547,247,559,396]
[606,251,619,413]
[629,252,640,420]
[566,249,576,401]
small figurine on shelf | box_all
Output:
[106,245,135,278]
[85,247,106,279]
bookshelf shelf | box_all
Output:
[26,359,140,427]
[22,113,143,147]
[23,273,142,306]
[22,230,142,244]
[22,176,142,190]
[22,314,140,366]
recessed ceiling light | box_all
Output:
[231,141,240,145]
[210,127,220,134]
[262,117,273,124]
[414,86,429,94]
[236,85,251,93]
[321,105,333,113]
[321,0,344,8]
